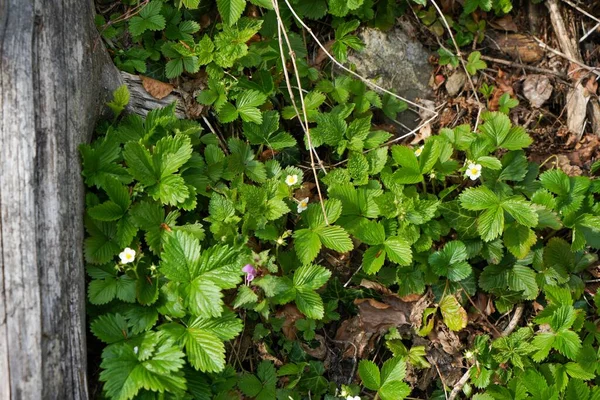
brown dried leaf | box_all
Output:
[257,342,283,366]
[140,75,174,99]
[275,304,303,340]
[301,334,327,360]
[489,15,519,32]
[359,279,394,295]
[488,33,544,63]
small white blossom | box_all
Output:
[285,174,299,186]
[465,350,474,359]
[297,197,309,213]
[133,346,139,354]
[346,396,361,400]
[414,145,424,157]
[119,247,136,264]
[276,237,285,245]
[465,163,482,181]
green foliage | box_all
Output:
[89,1,600,398]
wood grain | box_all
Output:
[0,0,120,398]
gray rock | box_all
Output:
[347,27,433,104]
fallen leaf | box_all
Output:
[359,279,394,295]
[488,33,544,63]
[489,15,519,32]
[301,334,327,360]
[276,304,303,340]
[140,75,174,99]
[257,342,283,366]
[294,182,315,201]
[335,296,414,358]
[523,74,553,108]
[557,154,582,176]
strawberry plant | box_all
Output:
[86,0,600,399]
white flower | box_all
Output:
[119,247,136,264]
[297,197,309,213]
[415,145,424,157]
[346,396,361,400]
[285,174,299,186]
[465,163,482,181]
[133,346,139,354]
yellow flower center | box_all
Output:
[470,167,479,175]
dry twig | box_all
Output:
[272,0,330,224]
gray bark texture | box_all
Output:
[0,0,122,398]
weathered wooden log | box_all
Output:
[0,0,122,398]
[121,72,187,118]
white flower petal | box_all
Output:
[285,174,298,186]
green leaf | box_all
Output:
[384,237,412,266]
[160,230,201,283]
[477,156,502,170]
[554,329,582,360]
[217,0,246,26]
[183,326,226,372]
[236,90,267,123]
[508,265,538,300]
[459,187,499,211]
[429,241,472,281]
[128,1,166,36]
[294,229,322,265]
[478,205,504,241]
[363,245,386,275]
[390,145,423,184]
[502,125,532,149]
[315,225,353,253]
[501,197,538,227]
[466,51,487,75]
[540,169,570,196]
[295,288,325,319]
[359,360,381,390]
[100,334,186,400]
[91,313,129,344]
[479,112,510,147]
[463,0,492,14]
[379,381,411,400]
[293,264,331,291]
[504,223,537,259]
[440,295,468,331]
[107,85,130,117]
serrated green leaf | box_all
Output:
[459,187,499,210]
[504,223,537,259]
[359,360,381,390]
[217,0,246,26]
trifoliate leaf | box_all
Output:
[129,1,166,36]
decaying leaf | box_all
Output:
[140,75,174,99]
[523,74,553,108]
[335,296,414,358]
[487,33,544,63]
[276,304,303,340]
